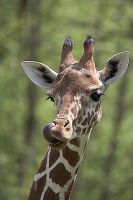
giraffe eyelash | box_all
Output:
[46,96,54,102]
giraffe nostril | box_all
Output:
[66,127,70,132]
[64,120,69,128]
[63,120,71,133]
[53,118,70,128]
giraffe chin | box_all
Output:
[49,140,67,150]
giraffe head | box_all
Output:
[21,36,129,149]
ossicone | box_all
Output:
[78,36,95,70]
[59,37,76,72]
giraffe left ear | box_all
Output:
[21,61,57,88]
[100,51,130,85]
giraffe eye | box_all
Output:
[90,91,104,102]
[90,93,100,102]
[46,96,54,102]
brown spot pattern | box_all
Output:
[86,124,92,134]
[37,153,47,173]
[82,127,87,134]
[71,105,77,117]
[76,126,81,134]
[81,117,88,126]
[43,187,59,200]
[69,138,80,147]
[78,115,83,124]
[49,163,71,186]
[63,146,80,167]
[49,149,60,168]
[91,111,94,117]
[28,175,46,200]
[65,180,74,200]
[92,114,98,127]
[87,111,91,119]
[95,103,100,112]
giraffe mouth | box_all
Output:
[43,123,70,149]
[50,124,72,141]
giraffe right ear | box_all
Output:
[100,52,130,86]
[21,61,57,88]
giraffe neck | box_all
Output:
[27,103,102,200]
[27,131,92,200]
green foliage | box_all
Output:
[0,0,133,199]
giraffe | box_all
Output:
[21,36,130,200]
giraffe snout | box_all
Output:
[50,118,73,141]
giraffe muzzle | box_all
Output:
[50,124,72,141]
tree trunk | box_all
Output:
[100,73,129,200]
[99,2,131,198]
[16,0,42,186]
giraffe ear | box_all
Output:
[100,52,130,85]
[21,61,57,88]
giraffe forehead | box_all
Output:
[51,68,102,96]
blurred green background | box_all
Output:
[0,0,133,199]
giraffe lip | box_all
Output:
[43,123,60,144]
[43,123,71,150]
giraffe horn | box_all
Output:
[59,37,76,72]
[79,36,95,68]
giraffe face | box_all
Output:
[21,36,130,149]
[46,64,104,146]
